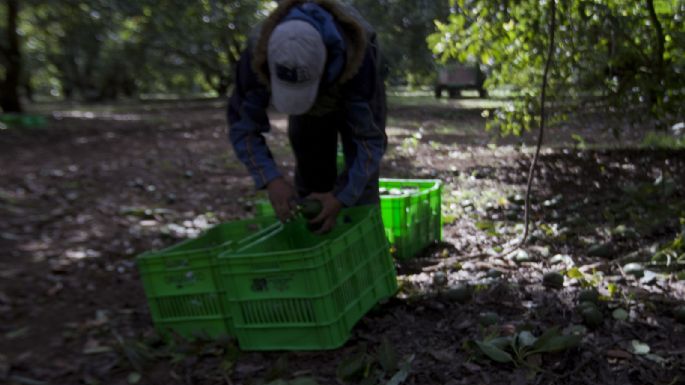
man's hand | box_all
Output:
[307,192,342,234]
[267,177,297,222]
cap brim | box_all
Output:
[270,77,319,115]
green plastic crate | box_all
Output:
[255,199,274,217]
[137,217,279,340]
[0,113,47,128]
[379,178,442,260]
[218,206,397,351]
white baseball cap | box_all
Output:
[268,20,326,115]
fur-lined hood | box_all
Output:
[252,0,368,86]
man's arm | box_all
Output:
[336,42,387,207]
[227,50,281,189]
[228,50,298,222]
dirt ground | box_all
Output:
[1,96,684,385]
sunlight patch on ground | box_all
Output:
[52,111,145,121]
[388,94,510,110]
[386,126,413,136]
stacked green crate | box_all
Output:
[379,179,442,260]
[218,206,397,351]
[137,217,278,339]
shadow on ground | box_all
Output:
[1,99,683,385]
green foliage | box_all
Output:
[142,0,265,95]
[652,225,685,267]
[350,0,450,86]
[12,0,270,101]
[6,0,454,100]
[642,131,685,149]
[428,0,685,135]
[565,267,602,288]
[336,340,413,385]
[472,327,581,369]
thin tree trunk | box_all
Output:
[646,0,666,126]
[646,0,665,75]
[518,0,556,247]
[1,0,23,112]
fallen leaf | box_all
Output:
[630,340,650,356]
[606,349,632,360]
[525,354,542,368]
[5,326,30,340]
[377,336,399,373]
[462,362,481,372]
[82,373,101,385]
[289,378,319,385]
[644,354,667,365]
[475,341,513,363]
[127,372,141,384]
[87,310,110,328]
[83,339,113,355]
[428,349,455,363]
[265,380,287,385]
[0,268,23,279]
[612,308,628,321]
[517,331,537,347]
[235,361,264,377]
[336,351,366,381]
[7,375,48,385]
[47,282,64,297]
[386,359,412,385]
[0,354,9,378]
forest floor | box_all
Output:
[1,95,684,385]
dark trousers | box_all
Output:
[288,111,380,206]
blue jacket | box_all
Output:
[227,0,386,207]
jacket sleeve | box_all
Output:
[336,42,387,207]
[227,50,281,190]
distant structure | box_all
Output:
[434,64,487,98]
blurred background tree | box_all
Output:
[349,0,450,86]
[1,0,22,112]
[428,0,685,135]
[0,0,449,112]
[1,0,683,137]
[1,0,271,110]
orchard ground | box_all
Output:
[1,92,684,385]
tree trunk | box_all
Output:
[645,0,666,126]
[646,0,665,77]
[215,73,230,96]
[0,0,23,113]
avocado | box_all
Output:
[444,285,472,303]
[543,272,564,289]
[623,263,644,278]
[432,271,448,287]
[578,288,600,304]
[299,199,323,220]
[581,305,603,328]
[478,312,499,327]
[674,305,685,324]
[577,301,598,312]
